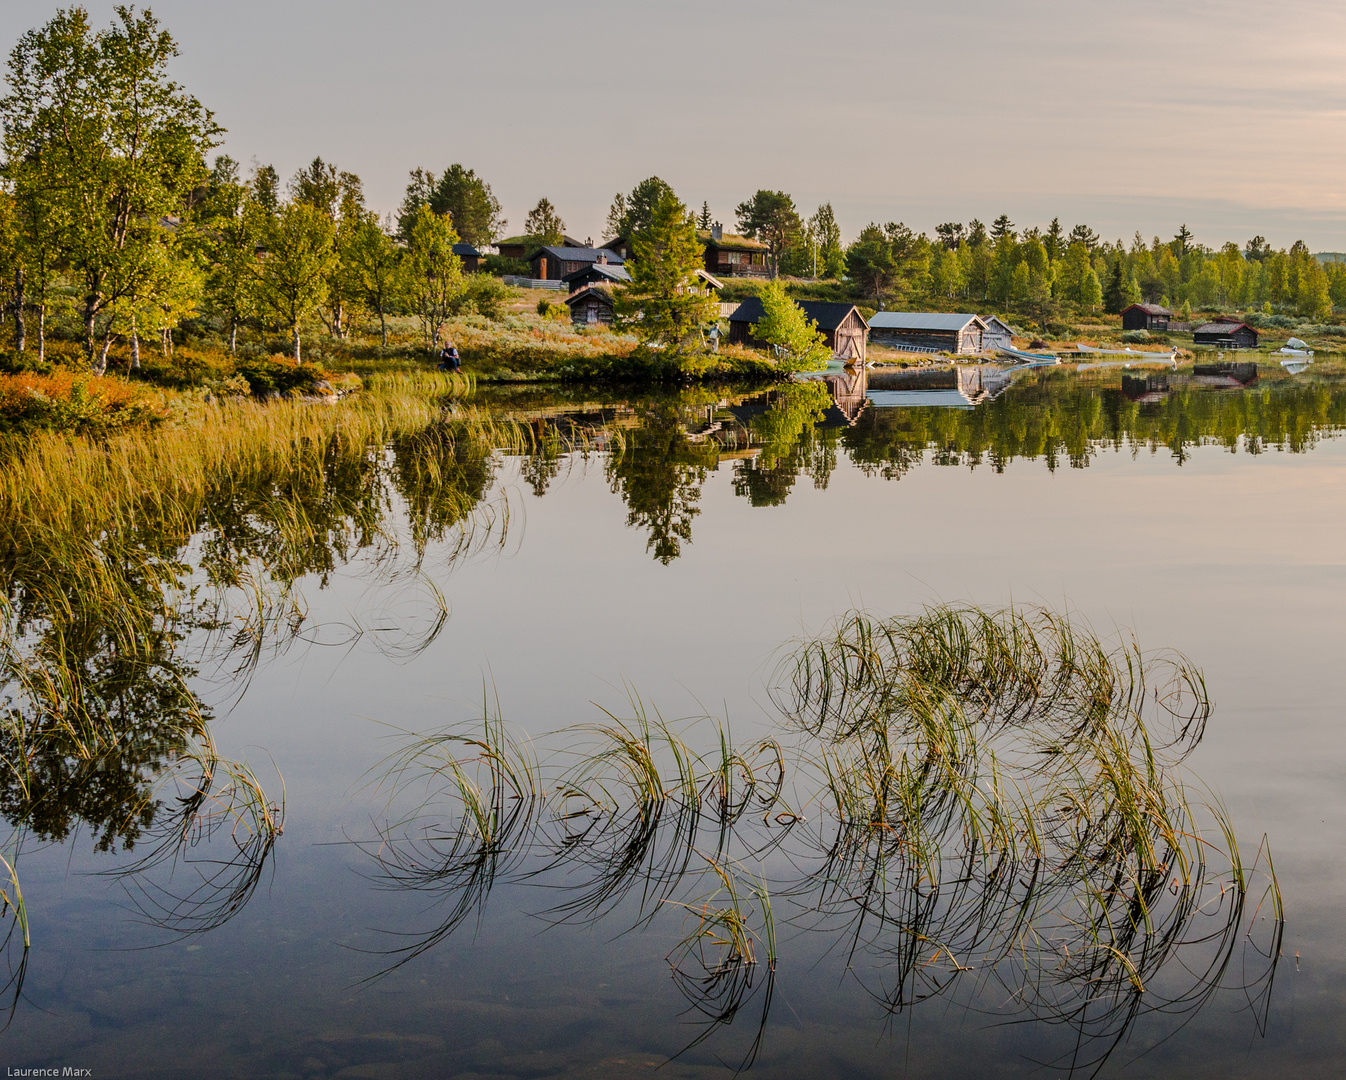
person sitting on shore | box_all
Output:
[437,343,461,372]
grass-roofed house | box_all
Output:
[728,298,868,362]
[867,312,988,355]
[701,225,769,278]
[1121,303,1173,332]
[495,234,584,261]
[529,245,625,282]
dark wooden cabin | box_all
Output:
[529,246,624,281]
[701,226,769,278]
[1121,303,1173,331]
[1192,321,1259,349]
[452,243,481,274]
[564,285,616,326]
[867,312,986,354]
[728,298,868,362]
[562,261,632,292]
[495,234,584,261]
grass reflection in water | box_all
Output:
[0,378,535,1016]
[361,606,1283,1077]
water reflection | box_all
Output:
[0,409,515,1001]
[360,606,1283,1076]
[497,368,1346,560]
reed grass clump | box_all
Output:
[360,605,1282,1075]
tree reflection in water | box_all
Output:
[0,411,515,1013]
[362,606,1284,1077]
[502,369,1346,563]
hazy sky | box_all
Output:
[8,0,1346,250]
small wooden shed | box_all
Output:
[867,312,987,354]
[564,284,616,326]
[728,298,868,362]
[980,315,1015,351]
[1121,303,1172,331]
[1192,321,1259,349]
[452,243,481,274]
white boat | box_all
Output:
[1076,344,1178,363]
[1278,338,1314,373]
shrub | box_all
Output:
[1120,329,1151,343]
[481,254,529,276]
[0,371,166,436]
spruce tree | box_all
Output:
[614,192,718,364]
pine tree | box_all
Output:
[523,198,565,245]
[614,192,718,364]
[698,202,713,231]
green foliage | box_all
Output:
[735,190,802,279]
[399,206,465,349]
[254,201,338,362]
[615,192,720,369]
[429,164,505,247]
[1,6,222,370]
[608,177,676,244]
[481,254,529,277]
[455,274,511,320]
[846,224,899,301]
[523,198,566,247]
[750,281,832,372]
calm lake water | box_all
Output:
[3,367,1346,1078]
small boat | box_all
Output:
[1278,338,1314,373]
[1076,344,1178,363]
[996,347,1059,366]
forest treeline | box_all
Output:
[3,6,1345,381]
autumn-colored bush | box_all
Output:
[0,371,167,436]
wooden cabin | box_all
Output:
[452,243,481,274]
[867,312,987,355]
[728,298,868,362]
[564,285,616,326]
[980,315,1015,351]
[529,246,624,281]
[1192,321,1259,349]
[701,226,769,278]
[1121,303,1172,331]
[495,234,584,261]
[562,261,632,292]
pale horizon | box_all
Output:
[7,0,1346,252]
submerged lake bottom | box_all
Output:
[2,368,1345,1078]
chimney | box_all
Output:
[598,252,607,265]
[711,223,723,241]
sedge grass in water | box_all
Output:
[361,605,1282,1077]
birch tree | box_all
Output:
[0,7,221,372]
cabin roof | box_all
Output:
[868,312,984,333]
[533,245,625,265]
[1193,321,1254,335]
[695,268,725,290]
[729,297,867,331]
[498,233,584,248]
[700,230,769,253]
[564,284,615,307]
[452,242,482,257]
[562,262,632,284]
[1123,302,1172,316]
